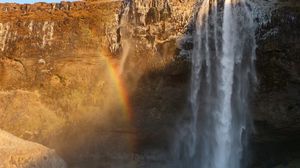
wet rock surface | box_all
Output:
[250,1,300,167]
[255,1,300,138]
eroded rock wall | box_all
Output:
[0,129,66,168]
[251,1,300,166]
[0,0,126,165]
[0,0,120,88]
[0,0,194,166]
[254,0,300,141]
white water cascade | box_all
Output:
[175,0,256,167]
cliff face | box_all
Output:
[255,2,300,139]
[0,0,299,167]
[252,2,300,166]
[0,1,120,89]
[0,0,127,165]
[0,0,194,166]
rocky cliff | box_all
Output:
[0,0,299,167]
[0,0,126,166]
[0,0,194,166]
[0,129,66,168]
[252,1,300,166]
[255,1,300,139]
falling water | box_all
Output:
[119,40,130,74]
[176,0,256,167]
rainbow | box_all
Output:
[105,57,134,123]
[99,53,138,153]
[104,57,138,152]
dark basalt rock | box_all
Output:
[255,4,300,141]
[251,2,300,167]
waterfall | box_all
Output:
[176,0,256,167]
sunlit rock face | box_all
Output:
[0,0,127,165]
[0,0,194,167]
[0,90,64,141]
[0,0,121,89]
[0,129,66,168]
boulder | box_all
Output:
[0,129,66,168]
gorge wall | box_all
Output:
[0,0,299,167]
[253,1,300,166]
[0,0,194,167]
